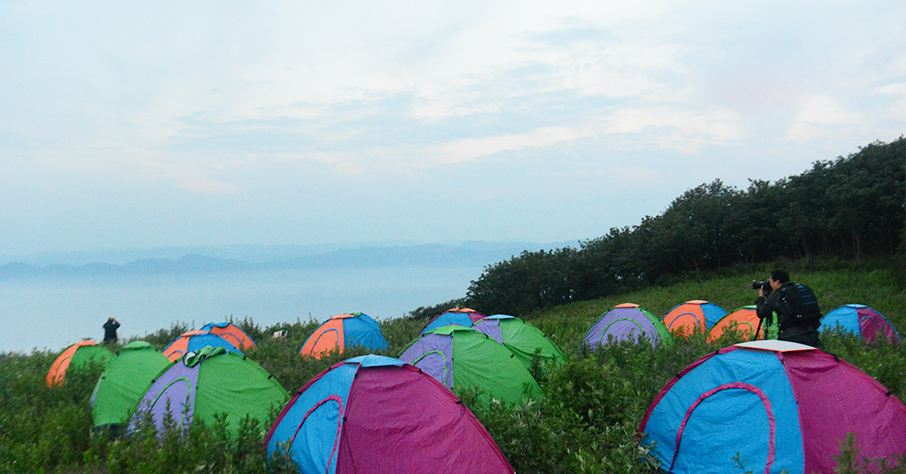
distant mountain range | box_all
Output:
[0,241,577,279]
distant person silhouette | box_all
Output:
[103,317,120,344]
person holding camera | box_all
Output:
[754,270,821,348]
[103,317,120,344]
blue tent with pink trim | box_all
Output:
[639,340,906,473]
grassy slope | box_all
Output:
[1,262,903,473]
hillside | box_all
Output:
[2,261,904,473]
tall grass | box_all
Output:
[1,262,903,473]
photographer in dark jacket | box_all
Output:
[755,270,821,348]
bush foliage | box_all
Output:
[1,263,904,473]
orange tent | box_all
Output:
[162,330,243,362]
[662,300,728,336]
[200,322,257,349]
[46,340,114,387]
[299,313,389,359]
[707,306,762,342]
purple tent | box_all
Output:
[584,303,673,348]
[265,354,514,474]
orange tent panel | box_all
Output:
[46,341,112,387]
[708,307,761,343]
[300,318,345,358]
[205,324,256,349]
[662,304,708,336]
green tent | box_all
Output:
[131,346,288,437]
[90,341,173,430]
[471,315,564,370]
[398,326,543,405]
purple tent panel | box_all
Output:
[398,333,453,387]
[584,306,660,346]
[134,362,199,433]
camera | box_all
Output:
[751,280,771,292]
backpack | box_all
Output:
[779,284,822,329]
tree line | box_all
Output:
[420,137,904,317]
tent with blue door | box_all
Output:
[299,313,389,359]
[820,304,900,344]
[661,300,727,336]
[420,307,486,335]
[264,354,514,474]
[639,340,906,473]
[583,303,672,348]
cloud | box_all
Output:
[785,95,863,143]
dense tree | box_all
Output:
[466,137,905,315]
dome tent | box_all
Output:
[398,325,542,405]
[583,303,673,348]
[90,341,173,431]
[130,346,287,437]
[265,354,514,474]
[162,330,243,362]
[707,305,765,342]
[46,340,114,387]
[639,340,906,473]
[299,313,389,359]
[200,321,257,349]
[419,307,486,335]
[472,314,565,369]
[662,300,727,336]
[821,304,900,344]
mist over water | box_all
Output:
[0,266,481,353]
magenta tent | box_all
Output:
[264,354,514,474]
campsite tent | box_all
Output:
[90,341,173,430]
[472,314,564,369]
[639,340,906,474]
[130,346,287,437]
[200,322,257,349]
[707,305,765,343]
[46,340,114,387]
[265,354,515,474]
[661,300,727,336]
[398,325,542,405]
[162,330,243,362]
[420,307,486,335]
[583,303,672,348]
[821,304,901,344]
[299,313,389,359]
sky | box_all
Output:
[2,1,904,259]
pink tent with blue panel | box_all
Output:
[820,304,900,344]
[264,354,514,474]
[639,340,906,473]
